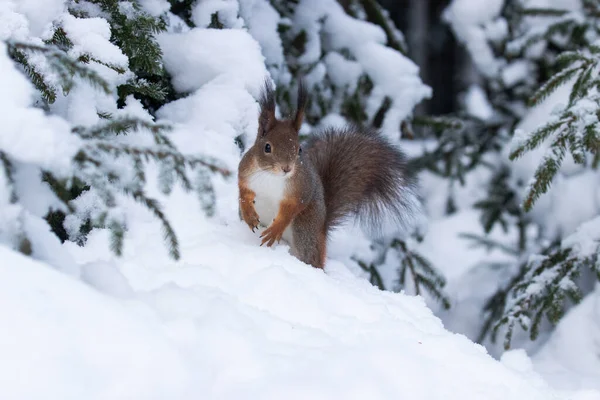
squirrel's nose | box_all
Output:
[282,165,291,174]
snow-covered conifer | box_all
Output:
[1,0,228,264]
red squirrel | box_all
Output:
[238,79,417,269]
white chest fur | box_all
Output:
[247,170,294,244]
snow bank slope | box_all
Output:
[0,246,196,400]
[3,196,564,400]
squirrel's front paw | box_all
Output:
[240,204,260,232]
[260,223,284,247]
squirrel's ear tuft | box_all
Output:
[259,78,276,136]
[293,79,307,132]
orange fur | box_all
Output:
[260,197,305,247]
[238,180,259,231]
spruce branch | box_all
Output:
[77,53,127,74]
[0,151,17,203]
[118,78,168,102]
[90,142,231,177]
[511,45,600,211]
[477,264,526,344]
[358,0,407,54]
[509,118,570,160]
[459,233,520,256]
[411,115,464,132]
[555,50,588,69]
[522,139,567,211]
[125,188,180,260]
[520,7,570,17]
[392,239,451,309]
[44,27,73,51]
[84,0,170,106]
[69,116,229,261]
[583,122,600,153]
[355,259,386,290]
[493,247,591,349]
[568,63,594,106]
[567,132,586,164]
[195,167,216,216]
[108,218,126,256]
[7,46,57,103]
[6,40,112,100]
[528,66,579,107]
[411,115,501,190]
[73,117,173,143]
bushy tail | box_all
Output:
[305,126,420,236]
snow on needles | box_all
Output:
[61,14,129,69]
[443,0,505,77]
[158,28,268,96]
[0,42,79,173]
[294,0,431,137]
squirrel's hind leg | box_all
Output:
[291,204,327,269]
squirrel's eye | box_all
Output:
[264,143,271,153]
[298,147,302,155]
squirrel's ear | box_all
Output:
[259,78,276,136]
[293,79,307,132]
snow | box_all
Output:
[0,215,567,398]
[562,216,600,259]
[158,28,268,96]
[323,7,387,49]
[192,0,244,29]
[138,0,171,16]
[444,0,504,25]
[12,163,65,218]
[323,52,362,88]
[502,60,533,88]
[61,14,129,69]
[238,0,286,78]
[464,84,494,120]
[19,210,80,277]
[155,78,258,166]
[443,0,505,77]
[1,1,599,398]
[354,43,432,136]
[0,2,30,42]
[12,0,64,37]
[0,247,195,400]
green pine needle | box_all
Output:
[126,189,181,260]
[509,119,568,160]
[521,7,569,17]
[522,144,565,211]
[109,219,126,256]
[528,66,579,107]
[568,64,593,106]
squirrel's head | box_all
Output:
[254,78,307,177]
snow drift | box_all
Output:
[1,223,566,399]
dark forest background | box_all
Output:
[379,0,471,115]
